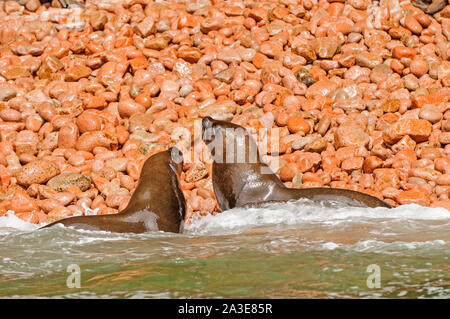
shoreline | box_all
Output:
[0,0,449,226]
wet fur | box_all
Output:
[41,148,186,233]
[201,117,392,211]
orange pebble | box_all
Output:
[66,185,83,196]
[16,212,39,224]
[287,116,310,134]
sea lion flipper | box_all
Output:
[289,187,392,209]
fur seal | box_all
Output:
[412,0,447,15]
[41,147,186,233]
[201,116,392,210]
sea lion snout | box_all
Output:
[201,116,218,145]
[168,147,184,175]
[201,116,214,130]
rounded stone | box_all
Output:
[47,173,92,192]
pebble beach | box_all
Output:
[0,0,449,227]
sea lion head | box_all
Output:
[202,116,222,156]
[141,147,184,178]
[201,116,255,162]
[202,116,245,139]
[201,116,220,144]
[168,146,184,176]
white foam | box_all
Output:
[81,202,99,216]
[184,200,450,235]
[352,239,448,252]
[1,200,449,241]
[0,211,40,233]
[321,242,342,250]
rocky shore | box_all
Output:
[0,0,449,225]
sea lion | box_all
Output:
[412,0,447,15]
[41,147,186,233]
[201,116,392,210]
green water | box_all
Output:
[0,202,449,298]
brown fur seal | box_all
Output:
[412,0,447,15]
[201,117,392,210]
[41,147,186,233]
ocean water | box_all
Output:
[0,199,449,298]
